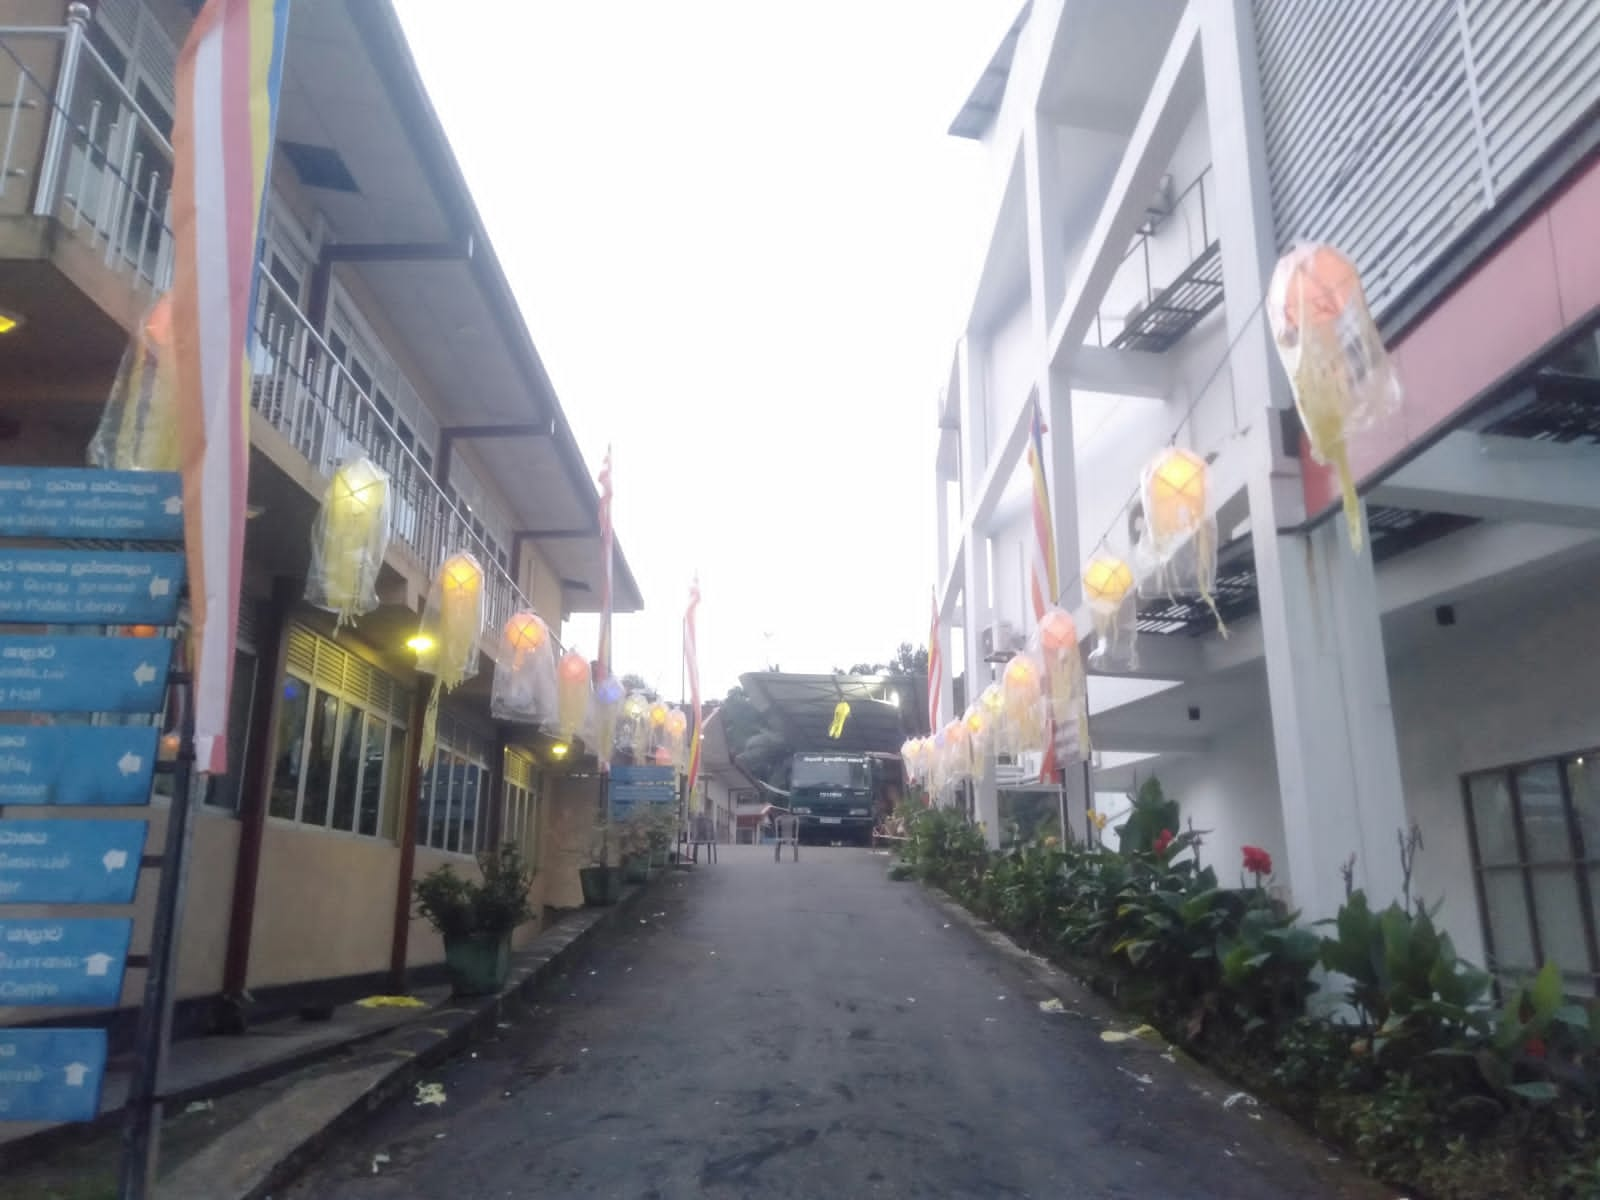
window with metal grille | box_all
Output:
[1463,751,1600,998]
[268,626,410,840]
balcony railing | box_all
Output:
[1093,166,1222,354]
[0,9,174,292]
[250,269,533,638]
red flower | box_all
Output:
[1153,829,1175,855]
[1242,846,1273,877]
[1525,1037,1548,1060]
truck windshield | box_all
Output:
[792,756,872,790]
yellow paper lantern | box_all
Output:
[414,551,486,766]
[503,611,547,661]
[1001,653,1045,756]
[980,683,1004,717]
[1147,448,1207,541]
[1084,554,1138,670]
[310,457,390,628]
[1140,449,1224,635]
[1084,555,1133,609]
[1269,243,1402,552]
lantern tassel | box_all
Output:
[1335,447,1363,553]
[1195,522,1228,639]
[417,679,441,768]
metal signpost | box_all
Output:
[0,467,194,1200]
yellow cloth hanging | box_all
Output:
[828,701,850,739]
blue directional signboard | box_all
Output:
[0,468,181,542]
[0,918,133,1007]
[0,549,183,625]
[0,725,159,807]
[0,636,170,713]
[0,1027,108,1122]
[0,820,147,904]
[609,765,679,820]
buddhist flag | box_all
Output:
[170,0,289,773]
[684,578,702,792]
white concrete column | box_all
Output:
[1202,0,1410,918]
[958,336,1000,840]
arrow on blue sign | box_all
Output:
[0,550,183,625]
[0,918,133,1007]
[0,468,181,542]
[0,636,170,713]
[0,726,158,806]
[0,1027,107,1122]
[0,820,147,904]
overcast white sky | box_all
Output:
[394,2,1017,701]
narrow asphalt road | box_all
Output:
[285,846,1388,1199]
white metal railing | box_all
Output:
[250,269,534,639]
[0,6,174,292]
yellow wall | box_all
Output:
[247,823,401,988]
[540,774,601,910]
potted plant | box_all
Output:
[413,843,536,996]
[618,810,652,884]
[578,818,625,906]
[646,805,676,868]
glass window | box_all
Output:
[358,714,387,838]
[331,702,365,833]
[383,724,407,841]
[301,692,340,827]
[459,762,481,855]
[1466,753,1600,997]
[269,675,311,819]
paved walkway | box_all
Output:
[285,846,1390,1199]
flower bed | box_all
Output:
[890,781,1600,1199]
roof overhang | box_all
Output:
[273,1,642,613]
[738,672,924,755]
[949,3,1031,140]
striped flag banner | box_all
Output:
[927,586,941,733]
[1027,396,1061,785]
[684,578,702,793]
[171,0,290,774]
[596,446,613,684]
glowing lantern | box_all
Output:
[661,706,689,769]
[1037,607,1089,761]
[592,676,626,764]
[1001,653,1045,757]
[490,610,557,726]
[308,457,391,628]
[980,683,1004,717]
[1269,243,1402,551]
[623,691,653,759]
[653,746,674,766]
[964,704,992,766]
[413,551,486,765]
[1138,448,1224,634]
[649,701,669,728]
[828,701,850,740]
[127,624,160,639]
[943,719,972,787]
[556,650,591,738]
[1084,553,1138,670]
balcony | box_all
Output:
[250,270,533,637]
[0,12,174,297]
[1093,167,1222,354]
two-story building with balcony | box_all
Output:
[0,0,642,1033]
[934,0,1600,995]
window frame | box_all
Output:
[1462,747,1600,997]
[416,717,491,858]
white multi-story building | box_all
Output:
[933,0,1600,993]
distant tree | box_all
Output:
[619,672,658,701]
[841,643,929,678]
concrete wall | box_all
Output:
[252,822,404,988]
[1148,714,1289,899]
[540,774,602,911]
[1390,572,1600,969]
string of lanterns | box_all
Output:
[907,243,1401,799]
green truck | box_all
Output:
[786,751,876,845]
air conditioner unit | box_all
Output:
[981,621,1021,662]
